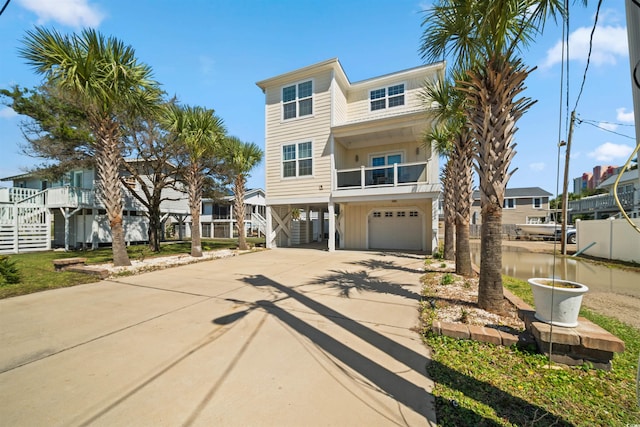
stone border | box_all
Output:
[429,288,625,370]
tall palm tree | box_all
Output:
[424,76,474,276]
[163,104,225,257]
[19,27,161,266]
[420,0,567,310]
[221,136,264,250]
[427,126,455,261]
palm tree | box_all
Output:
[427,126,455,261]
[420,0,567,310]
[221,136,264,250]
[19,27,161,266]
[163,104,225,257]
[424,76,474,276]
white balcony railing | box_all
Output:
[334,161,429,190]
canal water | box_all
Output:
[469,242,640,298]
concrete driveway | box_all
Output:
[0,248,436,426]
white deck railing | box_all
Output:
[334,161,430,190]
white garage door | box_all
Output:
[368,209,422,251]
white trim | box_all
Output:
[532,197,543,209]
[504,198,516,209]
[281,140,314,179]
[368,81,406,112]
[368,150,405,166]
[267,195,331,205]
[280,78,315,122]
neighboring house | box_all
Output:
[0,163,191,253]
[201,188,267,238]
[470,187,553,227]
[256,58,444,252]
[568,168,640,221]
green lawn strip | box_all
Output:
[0,238,265,299]
[423,274,640,426]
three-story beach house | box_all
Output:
[256,58,444,252]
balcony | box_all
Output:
[568,190,637,214]
[332,161,439,200]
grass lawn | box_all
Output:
[423,275,640,426]
[0,238,264,299]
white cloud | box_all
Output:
[0,107,18,119]
[598,122,618,132]
[616,107,634,123]
[588,142,633,162]
[541,25,627,69]
[529,162,545,172]
[17,0,104,28]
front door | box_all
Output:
[371,153,402,185]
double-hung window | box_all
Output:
[282,142,312,178]
[533,198,543,209]
[504,198,516,209]
[282,80,313,120]
[370,83,405,111]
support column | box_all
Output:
[328,202,335,252]
[64,207,70,251]
[266,206,274,248]
[319,208,324,242]
[305,205,311,244]
[229,205,234,238]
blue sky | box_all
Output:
[0,0,635,196]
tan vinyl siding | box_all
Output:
[265,69,333,200]
[341,200,432,250]
[346,71,435,123]
[332,78,348,125]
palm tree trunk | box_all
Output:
[187,164,203,257]
[94,122,131,267]
[460,56,535,311]
[235,176,247,250]
[478,205,503,310]
[453,131,473,276]
[442,164,455,260]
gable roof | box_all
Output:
[597,169,639,188]
[472,187,553,200]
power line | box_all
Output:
[579,119,635,127]
[576,119,636,140]
[0,0,11,16]
[573,0,603,113]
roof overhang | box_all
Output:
[332,110,429,149]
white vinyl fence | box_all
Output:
[575,218,640,263]
[0,194,51,254]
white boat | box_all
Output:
[516,222,560,237]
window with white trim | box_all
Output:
[504,198,516,209]
[533,198,542,209]
[282,80,313,120]
[282,142,312,178]
[370,83,405,111]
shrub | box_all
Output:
[0,255,21,286]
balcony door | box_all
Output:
[370,153,402,185]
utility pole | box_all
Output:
[561,110,576,255]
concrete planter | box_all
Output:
[528,278,589,328]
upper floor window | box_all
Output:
[282,80,313,120]
[370,83,405,111]
[282,141,312,178]
[533,198,542,209]
[504,198,515,209]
